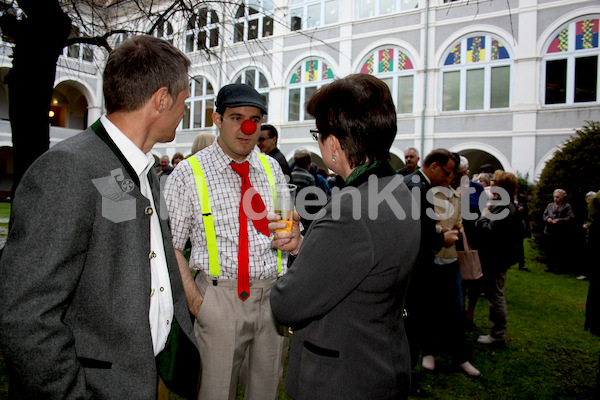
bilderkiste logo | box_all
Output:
[242,175,513,222]
[92,168,136,223]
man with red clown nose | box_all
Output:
[165,83,300,399]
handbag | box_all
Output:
[457,230,483,280]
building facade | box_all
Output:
[0,0,598,192]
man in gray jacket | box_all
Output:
[0,35,198,399]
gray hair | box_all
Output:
[459,155,469,170]
[404,146,419,158]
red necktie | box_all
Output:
[230,161,270,301]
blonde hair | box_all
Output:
[191,132,216,154]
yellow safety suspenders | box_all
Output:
[187,152,283,277]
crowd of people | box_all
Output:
[0,34,597,400]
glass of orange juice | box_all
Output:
[271,183,296,233]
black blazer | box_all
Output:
[271,173,420,400]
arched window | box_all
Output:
[185,8,220,53]
[440,34,512,112]
[233,0,274,43]
[356,0,418,19]
[234,68,270,117]
[359,46,416,114]
[290,0,339,32]
[287,58,335,121]
[152,20,174,44]
[544,16,599,105]
[183,76,215,130]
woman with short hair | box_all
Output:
[270,74,420,400]
[476,170,521,345]
[542,188,575,274]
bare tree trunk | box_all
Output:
[4,0,71,196]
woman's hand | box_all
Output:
[268,212,303,255]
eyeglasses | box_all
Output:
[257,137,270,143]
[440,164,453,177]
[310,129,319,142]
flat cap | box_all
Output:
[216,83,267,114]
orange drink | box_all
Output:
[272,184,297,234]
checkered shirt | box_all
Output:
[164,139,288,280]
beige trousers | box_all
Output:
[194,272,287,400]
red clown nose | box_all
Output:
[240,120,257,135]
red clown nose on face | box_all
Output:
[241,120,257,135]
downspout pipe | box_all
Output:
[420,0,430,159]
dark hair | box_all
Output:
[305,74,397,168]
[423,148,457,168]
[294,152,312,169]
[261,124,278,139]
[103,35,191,114]
[171,152,184,164]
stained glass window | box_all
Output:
[544,17,599,105]
[441,34,512,111]
[359,46,416,114]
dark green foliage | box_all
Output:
[530,121,600,241]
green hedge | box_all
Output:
[530,121,600,246]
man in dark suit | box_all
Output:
[258,124,292,181]
[397,146,420,176]
[403,148,460,396]
[0,35,198,399]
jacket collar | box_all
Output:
[90,118,141,188]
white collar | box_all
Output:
[101,115,154,177]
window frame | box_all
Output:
[152,20,174,44]
[62,42,94,63]
[286,58,335,122]
[358,46,417,114]
[355,0,419,20]
[233,68,270,118]
[185,8,220,53]
[439,33,513,113]
[182,76,216,130]
[233,0,274,43]
[289,0,339,32]
[542,16,600,107]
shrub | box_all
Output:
[529,121,600,258]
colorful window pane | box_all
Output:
[322,62,334,79]
[305,60,318,82]
[290,66,302,84]
[398,50,413,70]
[467,36,485,63]
[378,49,394,72]
[548,27,569,53]
[361,55,374,74]
[576,19,599,50]
[445,43,461,65]
[491,39,509,60]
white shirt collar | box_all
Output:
[212,136,262,173]
[100,115,154,177]
[420,169,432,185]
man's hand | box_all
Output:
[443,229,460,247]
[268,212,302,254]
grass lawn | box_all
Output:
[0,202,10,220]
[408,239,598,400]
[0,204,596,400]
